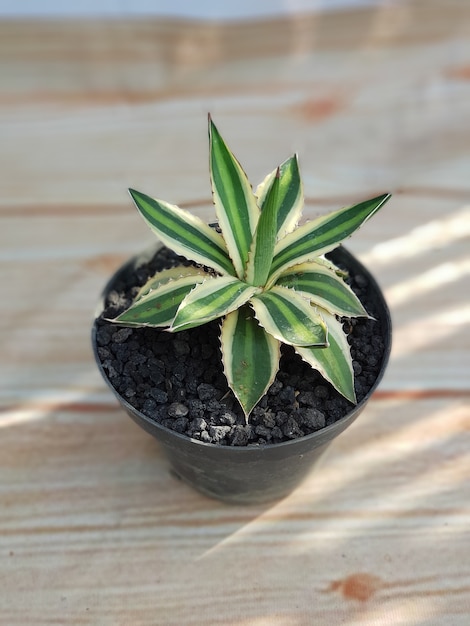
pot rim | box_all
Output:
[92,242,392,453]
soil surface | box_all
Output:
[94,246,388,446]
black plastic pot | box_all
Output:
[92,244,391,504]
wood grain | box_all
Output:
[1,1,469,623]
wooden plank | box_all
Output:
[1,1,470,208]
[2,191,468,402]
[1,399,469,624]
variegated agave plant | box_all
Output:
[110,116,390,421]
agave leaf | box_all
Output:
[250,286,328,348]
[171,276,261,331]
[269,193,391,283]
[111,273,207,327]
[276,261,368,317]
[209,116,260,280]
[314,255,348,279]
[221,305,280,420]
[245,168,281,287]
[255,154,303,239]
[296,310,356,403]
[134,266,207,300]
[129,189,235,277]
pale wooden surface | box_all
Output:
[1,1,469,624]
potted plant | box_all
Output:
[92,116,392,504]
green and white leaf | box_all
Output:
[250,286,328,348]
[245,168,280,287]
[171,276,261,331]
[112,273,206,328]
[129,188,235,276]
[276,261,368,317]
[209,117,260,280]
[221,306,280,420]
[269,193,391,283]
[296,310,356,403]
[314,255,348,279]
[255,154,303,240]
[134,265,207,300]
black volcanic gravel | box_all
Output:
[94,246,387,446]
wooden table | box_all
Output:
[1,1,469,623]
